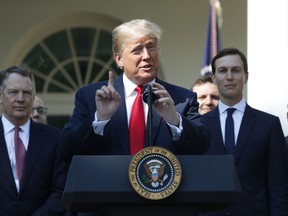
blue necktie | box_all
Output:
[225,108,236,154]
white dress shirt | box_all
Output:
[218,98,246,145]
[2,115,30,191]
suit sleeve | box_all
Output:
[59,88,100,164]
[176,95,210,155]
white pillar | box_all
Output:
[247,0,288,136]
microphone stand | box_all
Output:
[143,84,155,147]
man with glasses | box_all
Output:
[31,96,47,124]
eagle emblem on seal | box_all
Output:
[144,159,168,187]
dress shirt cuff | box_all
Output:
[166,112,183,141]
[92,112,110,135]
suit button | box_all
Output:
[225,213,230,216]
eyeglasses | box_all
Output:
[32,107,47,115]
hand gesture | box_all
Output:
[152,83,180,126]
[95,71,121,121]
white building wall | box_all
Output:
[248,0,288,136]
[0,0,246,89]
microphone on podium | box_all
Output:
[142,84,156,147]
[143,84,157,104]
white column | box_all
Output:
[247,0,288,136]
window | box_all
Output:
[17,14,122,129]
[22,27,121,93]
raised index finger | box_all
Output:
[108,71,114,87]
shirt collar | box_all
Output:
[218,98,246,114]
[122,73,155,98]
[1,115,31,135]
[123,74,138,98]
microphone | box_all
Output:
[143,84,157,104]
[142,84,156,147]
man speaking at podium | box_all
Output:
[60,19,210,215]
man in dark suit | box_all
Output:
[0,66,67,215]
[199,48,288,216]
[59,19,210,215]
[285,109,288,169]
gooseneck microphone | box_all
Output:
[142,84,156,147]
[143,84,157,104]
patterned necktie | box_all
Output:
[14,126,26,183]
[225,108,236,154]
[129,86,145,155]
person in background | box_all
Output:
[59,19,210,216]
[31,96,47,124]
[199,47,288,216]
[0,66,67,215]
[192,73,219,115]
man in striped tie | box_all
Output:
[199,47,288,216]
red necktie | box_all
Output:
[129,86,145,155]
[14,126,26,183]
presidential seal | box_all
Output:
[128,146,182,200]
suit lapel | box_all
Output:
[0,120,18,193]
[212,108,227,154]
[205,108,227,154]
[19,122,43,193]
[234,105,256,163]
[113,76,130,154]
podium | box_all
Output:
[62,155,241,216]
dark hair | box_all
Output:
[191,72,214,90]
[211,47,248,74]
[0,66,36,92]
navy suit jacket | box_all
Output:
[200,104,288,216]
[60,74,210,163]
[0,119,67,216]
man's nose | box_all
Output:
[142,47,151,59]
[204,96,213,104]
[16,92,25,101]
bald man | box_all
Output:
[31,96,47,124]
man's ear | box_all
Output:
[114,53,123,69]
[212,74,216,84]
[245,72,249,84]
